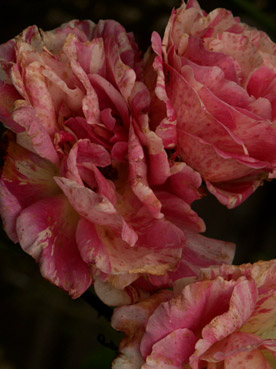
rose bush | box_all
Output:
[145,0,276,208]
[0,20,234,302]
[112,260,276,369]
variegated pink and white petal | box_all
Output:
[166,162,202,204]
[140,277,238,358]
[177,231,235,275]
[224,350,273,369]
[89,73,129,127]
[128,124,162,219]
[65,138,111,178]
[197,332,276,364]
[76,216,183,278]
[206,176,265,209]
[23,61,58,135]
[112,290,173,366]
[16,195,92,298]
[198,259,276,291]
[0,82,23,132]
[0,38,16,63]
[0,133,60,241]
[148,231,235,288]
[142,328,197,369]
[98,25,136,101]
[55,176,138,247]
[41,20,96,54]
[198,332,276,369]
[156,191,205,233]
[191,278,258,365]
[0,181,21,242]
[94,277,151,307]
[12,101,59,165]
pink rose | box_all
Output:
[112,260,276,368]
[0,20,234,302]
[145,0,276,208]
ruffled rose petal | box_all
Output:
[16,195,92,298]
[128,124,162,219]
[94,20,137,101]
[55,176,138,246]
[0,133,60,240]
[76,216,183,279]
[12,101,59,165]
[142,328,197,369]
[112,290,173,367]
[140,277,238,358]
[24,61,58,135]
[192,278,258,364]
[41,20,96,54]
[206,176,264,209]
[0,82,23,132]
[94,277,150,307]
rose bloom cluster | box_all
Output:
[1,0,276,368]
[0,13,233,303]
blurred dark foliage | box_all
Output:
[0,0,276,368]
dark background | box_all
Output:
[1,0,276,368]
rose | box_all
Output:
[112,259,276,369]
[0,20,234,302]
[145,0,276,208]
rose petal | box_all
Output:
[16,195,92,298]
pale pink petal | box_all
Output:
[16,195,92,298]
